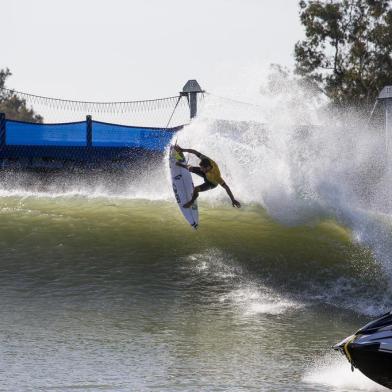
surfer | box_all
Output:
[174,145,241,209]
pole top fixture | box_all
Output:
[378,86,392,100]
[182,80,204,94]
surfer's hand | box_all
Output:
[232,200,241,208]
[174,145,183,152]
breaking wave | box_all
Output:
[0,89,391,318]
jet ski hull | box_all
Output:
[334,312,392,389]
[348,341,392,388]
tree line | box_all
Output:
[294,0,392,111]
[0,68,42,122]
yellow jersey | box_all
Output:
[202,155,225,185]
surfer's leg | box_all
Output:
[189,167,206,178]
[176,162,188,169]
[183,168,206,208]
[183,186,201,208]
[198,182,217,192]
[183,182,217,208]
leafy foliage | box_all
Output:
[295,0,392,110]
[0,68,43,122]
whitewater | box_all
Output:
[0,88,391,391]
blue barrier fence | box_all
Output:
[4,118,179,150]
[6,120,87,147]
[0,115,181,167]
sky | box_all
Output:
[3,0,304,102]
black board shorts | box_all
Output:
[189,167,218,192]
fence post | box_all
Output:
[0,113,6,148]
[182,80,204,119]
[378,87,392,161]
[86,115,92,147]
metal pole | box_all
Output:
[181,80,204,119]
[86,115,92,147]
[378,86,392,158]
[385,99,392,153]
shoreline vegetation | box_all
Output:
[0,68,42,122]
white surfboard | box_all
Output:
[169,146,199,229]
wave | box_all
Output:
[0,91,391,317]
[0,193,389,316]
[174,96,392,276]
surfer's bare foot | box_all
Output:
[183,201,192,208]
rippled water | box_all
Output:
[0,196,388,391]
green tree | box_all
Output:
[0,68,43,122]
[295,0,392,110]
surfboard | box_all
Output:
[169,146,199,229]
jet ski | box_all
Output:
[333,311,392,389]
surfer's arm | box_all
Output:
[221,182,241,208]
[181,149,202,158]
[174,145,203,158]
